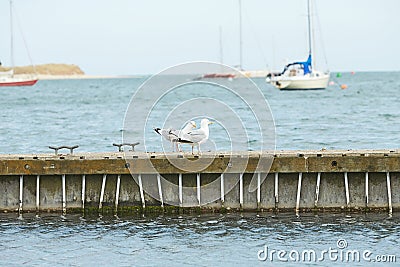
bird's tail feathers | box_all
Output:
[154,128,162,135]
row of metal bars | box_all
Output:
[17,172,393,214]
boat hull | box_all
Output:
[268,73,330,90]
[0,79,38,87]
[203,73,235,78]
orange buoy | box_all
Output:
[340,84,348,90]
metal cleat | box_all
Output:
[113,142,140,152]
[49,145,79,155]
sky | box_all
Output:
[0,0,399,75]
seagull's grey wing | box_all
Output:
[184,129,207,143]
[160,129,171,140]
[168,129,180,141]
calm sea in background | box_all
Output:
[1,72,400,154]
[0,72,399,266]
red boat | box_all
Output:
[0,78,38,87]
[0,0,38,88]
[202,73,235,79]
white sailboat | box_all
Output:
[266,0,329,90]
[0,0,38,87]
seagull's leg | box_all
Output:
[198,144,201,155]
[191,145,194,155]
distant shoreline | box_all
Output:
[0,63,87,78]
[36,74,131,80]
[39,74,149,80]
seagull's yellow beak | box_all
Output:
[208,121,214,125]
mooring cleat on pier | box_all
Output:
[48,145,79,155]
[113,142,140,152]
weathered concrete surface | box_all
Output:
[0,150,399,175]
[0,150,398,213]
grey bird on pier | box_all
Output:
[154,121,196,152]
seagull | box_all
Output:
[154,121,196,152]
[178,118,213,155]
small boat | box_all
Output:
[0,0,38,87]
[0,69,38,86]
[266,0,329,90]
[201,27,236,80]
[202,73,235,79]
[0,76,38,87]
[201,1,243,80]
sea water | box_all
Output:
[0,213,398,266]
[0,72,399,266]
[1,72,399,154]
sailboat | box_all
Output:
[266,0,329,90]
[201,0,269,79]
[0,0,38,87]
[202,26,236,79]
[202,0,244,79]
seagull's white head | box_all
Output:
[201,118,214,128]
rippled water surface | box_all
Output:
[0,72,399,153]
[0,213,399,266]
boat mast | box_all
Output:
[307,0,315,72]
[10,0,14,74]
[238,0,243,70]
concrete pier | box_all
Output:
[0,150,399,214]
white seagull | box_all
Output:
[154,121,196,152]
[178,118,213,155]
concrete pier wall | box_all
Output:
[0,150,399,213]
